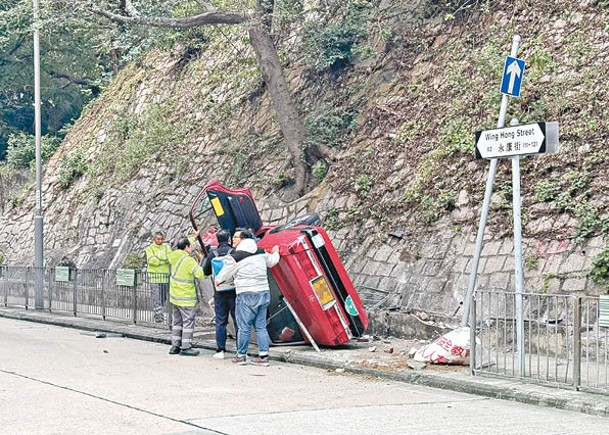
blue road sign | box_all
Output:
[500,56,526,97]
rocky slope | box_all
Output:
[2,0,609,335]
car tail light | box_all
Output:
[310,276,335,308]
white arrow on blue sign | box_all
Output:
[500,56,526,97]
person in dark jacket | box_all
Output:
[202,229,237,359]
[216,229,280,366]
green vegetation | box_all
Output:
[58,149,88,189]
[3,0,609,291]
[354,175,373,198]
[324,207,344,231]
[589,246,609,287]
[312,161,329,184]
[302,0,375,72]
[438,190,457,211]
[4,133,60,170]
[122,252,144,269]
[305,107,357,150]
[92,187,104,203]
[524,254,540,271]
[93,101,195,183]
[534,179,561,202]
[0,2,111,159]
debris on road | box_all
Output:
[80,331,124,339]
[408,360,427,370]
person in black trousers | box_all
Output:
[202,230,237,359]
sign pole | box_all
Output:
[510,118,526,376]
[33,0,44,310]
[461,35,521,327]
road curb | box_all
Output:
[280,350,609,417]
[2,308,609,418]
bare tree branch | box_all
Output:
[121,0,140,16]
[93,0,309,196]
[48,70,102,96]
[92,7,251,28]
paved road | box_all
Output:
[1,317,606,435]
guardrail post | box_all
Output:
[46,268,51,312]
[573,296,581,391]
[72,269,78,316]
[101,271,106,321]
[470,294,477,376]
[25,267,30,309]
[3,266,8,307]
[132,272,137,324]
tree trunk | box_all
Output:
[248,6,307,196]
[95,1,308,196]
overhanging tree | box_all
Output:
[93,0,311,196]
[0,1,114,160]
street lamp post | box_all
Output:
[33,0,44,310]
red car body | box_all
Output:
[190,180,369,347]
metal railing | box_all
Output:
[3,265,607,394]
[356,285,390,312]
[470,289,609,394]
[1,265,171,328]
[578,296,609,393]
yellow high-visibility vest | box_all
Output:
[145,243,172,284]
[168,249,204,307]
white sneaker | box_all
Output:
[212,351,225,359]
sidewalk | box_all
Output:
[2,306,609,418]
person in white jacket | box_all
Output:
[215,229,280,366]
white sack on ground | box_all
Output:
[413,326,470,365]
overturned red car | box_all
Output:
[190,181,368,347]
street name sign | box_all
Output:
[475,122,559,159]
[500,56,526,97]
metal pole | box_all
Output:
[470,294,477,376]
[283,298,321,353]
[510,117,525,376]
[461,35,522,327]
[72,269,78,316]
[132,272,138,324]
[2,265,7,307]
[573,296,582,390]
[33,0,44,310]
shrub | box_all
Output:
[122,252,144,269]
[302,0,373,72]
[534,179,560,202]
[5,132,60,169]
[6,133,36,169]
[354,175,373,197]
[324,207,343,231]
[58,149,88,189]
[312,161,328,183]
[438,190,456,211]
[589,246,609,287]
[524,254,539,271]
[305,107,357,149]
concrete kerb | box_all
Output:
[279,350,609,417]
[2,308,609,418]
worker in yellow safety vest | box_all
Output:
[144,231,172,323]
[167,237,205,356]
